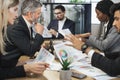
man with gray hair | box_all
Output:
[1,0,44,67]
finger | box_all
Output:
[75,34,80,38]
[45,63,50,68]
[65,44,73,47]
[49,30,53,34]
[64,36,70,41]
[33,70,43,74]
[36,62,49,66]
[65,35,73,41]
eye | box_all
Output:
[14,8,18,11]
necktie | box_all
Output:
[30,27,33,39]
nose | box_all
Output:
[16,12,18,18]
[112,20,116,27]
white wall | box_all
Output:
[112,0,120,3]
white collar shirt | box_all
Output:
[58,17,66,32]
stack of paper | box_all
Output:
[53,41,116,80]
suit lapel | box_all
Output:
[19,16,31,38]
[53,20,58,31]
[62,18,68,29]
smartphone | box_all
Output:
[72,72,87,79]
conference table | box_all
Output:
[7,55,94,80]
[8,70,95,80]
[8,55,120,80]
[7,40,120,80]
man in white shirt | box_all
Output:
[47,5,75,39]
[66,2,120,76]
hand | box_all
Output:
[66,34,85,50]
[75,33,91,38]
[24,62,49,75]
[49,29,57,36]
[35,23,44,35]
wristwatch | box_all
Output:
[81,44,88,53]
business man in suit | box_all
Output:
[47,5,75,39]
[66,3,120,76]
[1,0,44,68]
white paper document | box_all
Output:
[42,27,52,38]
[53,41,86,63]
[34,47,55,64]
[59,29,72,37]
[71,59,116,80]
[48,62,62,71]
[53,41,116,80]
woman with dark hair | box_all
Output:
[75,0,120,55]
[66,2,120,76]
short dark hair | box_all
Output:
[96,0,114,17]
[54,5,65,12]
[110,2,120,16]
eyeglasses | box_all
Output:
[54,12,63,15]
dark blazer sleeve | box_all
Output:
[67,20,75,35]
[0,66,26,79]
[91,52,120,76]
[8,26,44,56]
[7,24,44,57]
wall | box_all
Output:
[112,0,120,3]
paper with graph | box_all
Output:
[53,41,86,63]
[34,47,55,64]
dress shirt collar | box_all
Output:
[58,17,67,31]
[59,17,66,23]
[104,21,109,27]
[22,15,32,28]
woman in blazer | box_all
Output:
[0,0,49,79]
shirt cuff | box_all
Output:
[56,32,58,38]
[87,50,105,62]
[99,52,105,56]
[87,49,95,62]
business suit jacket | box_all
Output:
[1,16,44,67]
[47,18,75,39]
[86,27,120,54]
[92,52,120,76]
[0,54,26,79]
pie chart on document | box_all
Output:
[59,49,68,60]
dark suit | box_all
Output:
[92,52,120,76]
[47,18,75,39]
[1,16,44,68]
[0,54,26,79]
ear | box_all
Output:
[27,12,32,16]
[27,12,33,18]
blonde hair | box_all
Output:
[0,0,19,54]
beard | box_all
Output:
[32,18,38,24]
[56,16,64,21]
[31,15,39,24]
